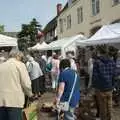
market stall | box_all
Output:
[43,34,86,57]
[76,23,120,46]
[37,42,50,50]
[28,42,50,51]
[0,34,17,47]
[28,43,41,50]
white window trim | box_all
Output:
[77,7,83,24]
[92,0,100,16]
[67,15,71,29]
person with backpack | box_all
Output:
[26,55,43,99]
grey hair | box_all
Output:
[9,50,24,59]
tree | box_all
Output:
[17,18,42,52]
[0,25,4,33]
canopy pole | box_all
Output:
[61,48,66,58]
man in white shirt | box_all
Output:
[66,52,77,71]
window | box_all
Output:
[67,15,71,29]
[77,7,83,24]
[92,0,100,16]
[50,31,52,36]
[59,19,63,33]
[112,0,120,5]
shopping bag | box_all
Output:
[57,102,70,111]
[23,101,38,120]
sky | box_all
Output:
[0,0,67,32]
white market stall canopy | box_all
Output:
[0,34,17,47]
[76,23,120,46]
[29,43,41,50]
[42,34,86,58]
[29,42,50,50]
[38,42,50,50]
[44,34,86,50]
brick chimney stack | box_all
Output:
[57,3,62,15]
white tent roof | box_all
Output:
[77,23,120,46]
[31,43,41,50]
[0,34,17,47]
[29,42,50,50]
[37,41,50,50]
[45,34,86,50]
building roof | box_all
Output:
[43,2,68,34]
[58,0,79,16]
[60,2,68,14]
[43,16,57,34]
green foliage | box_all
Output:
[17,18,42,52]
[0,25,4,33]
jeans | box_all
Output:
[64,107,75,120]
[0,107,22,120]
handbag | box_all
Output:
[23,100,38,120]
[57,73,77,111]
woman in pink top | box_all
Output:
[51,54,60,90]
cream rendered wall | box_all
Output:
[57,0,120,39]
[101,0,120,24]
[57,0,90,39]
[89,0,120,29]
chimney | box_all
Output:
[57,3,62,15]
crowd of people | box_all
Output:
[0,49,79,120]
[0,45,120,120]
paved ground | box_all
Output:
[38,92,56,120]
[112,107,120,120]
[36,77,120,120]
[37,92,120,120]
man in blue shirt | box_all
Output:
[54,59,80,120]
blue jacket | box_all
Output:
[92,56,116,91]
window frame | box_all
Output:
[92,0,100,16]
[59,19,64,33]
[67,15,72,29]
[77,6,83,24]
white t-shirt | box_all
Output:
[70,58,77,71]
[27,61,43,80]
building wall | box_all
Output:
[57,0,120,39]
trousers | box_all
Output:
[0,107,22,120]
[96,90,112,120]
